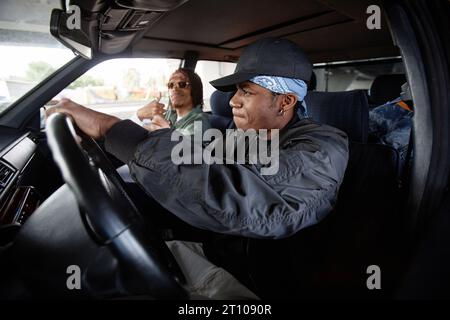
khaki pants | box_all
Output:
[166,240,259,300]
[118,165,257,299]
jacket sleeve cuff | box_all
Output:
[104,120,149,163]
[129,111,144,125]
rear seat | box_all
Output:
[207,89,406,298]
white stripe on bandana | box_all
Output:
[249,75,309,119]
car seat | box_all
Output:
[369,74,406,108]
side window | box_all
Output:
[196,60,236,111]
[61,58,180,119]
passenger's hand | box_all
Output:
[137,92,165,121]
[45,98,120,139]
[143,115,171,132]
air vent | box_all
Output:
[0,160,15,189]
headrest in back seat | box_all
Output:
[369,74,406,105]
[308,70,317,91]
[305,90,369,143]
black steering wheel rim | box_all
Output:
[46,113,187,299]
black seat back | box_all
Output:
[210,89,370,142]
[209,90,234,133]
[305,90,369,143]
[247,142,405,299]
[308,70,317,91]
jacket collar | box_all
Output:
[167,104,202,127]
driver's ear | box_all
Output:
[281,93,298,112]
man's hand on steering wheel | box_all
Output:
[44,112,187,298]
[46,98,120,139]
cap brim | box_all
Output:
[210,72,259,92]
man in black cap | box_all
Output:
[47,38,348,297]
[48,37,348,238]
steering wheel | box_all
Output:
[45,113,187,299]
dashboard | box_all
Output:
[0,131,62,247]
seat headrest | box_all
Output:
[308,70,317,91]
[305,90,369,143]
[210,90,234,118]
[369,74,406,105]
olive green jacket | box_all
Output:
[165,105,211,136]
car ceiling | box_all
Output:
[0,0,399,64]
[133,0,399,63]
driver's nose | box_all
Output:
[229,92,241,109]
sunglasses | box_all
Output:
[167,81,190,89]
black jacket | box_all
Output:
[105,117,348,239]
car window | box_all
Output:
[314,60,404,92]
[0,0,75,114]
[196,60,236,111]
[59,58,180,119]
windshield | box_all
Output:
[0,0,75,114]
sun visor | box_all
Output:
[51,0,189,58]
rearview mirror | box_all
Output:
[50,8,92,59]
[115,0,189,11]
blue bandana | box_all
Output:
[250,76,309,119]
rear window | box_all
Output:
[195,60,236,111]
[314,60,404,92]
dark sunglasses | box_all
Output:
[167,81,190,89]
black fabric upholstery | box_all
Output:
[210,90,234,117]
[244,142,406,299]
[305,90,369,143]
[308,70,317,91]
[369,74,406,106]
[209,90,234,132]
[209,115,233,133]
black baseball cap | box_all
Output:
[210,38,312,92]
